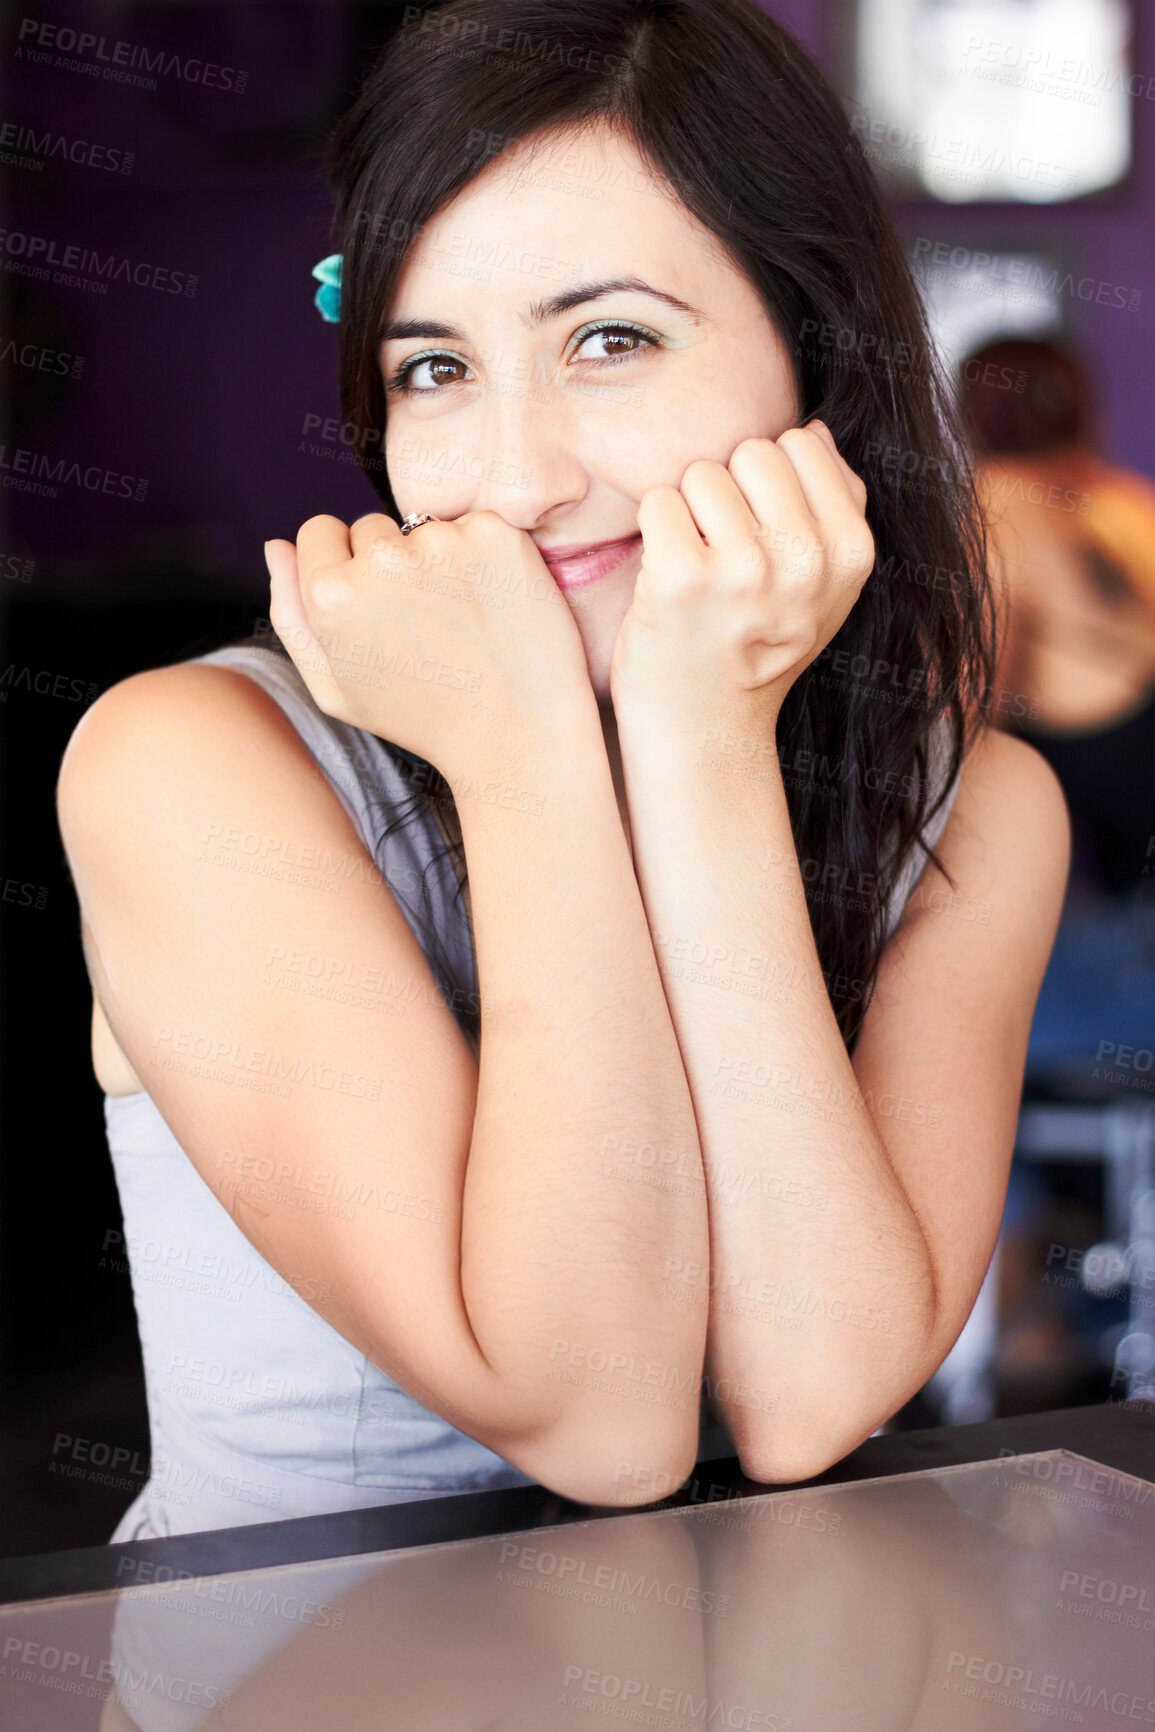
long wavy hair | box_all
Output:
[260,0,996,1055]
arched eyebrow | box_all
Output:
[378,277,703,343]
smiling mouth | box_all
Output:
[538,534,643,591]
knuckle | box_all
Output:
[311,572,355,613]
[836,532,875,572]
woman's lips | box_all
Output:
[539,533,643,591]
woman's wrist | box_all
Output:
[613,686,785,782]
[444,681,613,832]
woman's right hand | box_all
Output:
[265,509,594,773]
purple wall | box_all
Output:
[3,4,362,601]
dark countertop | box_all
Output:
[2,1399,1151,1607]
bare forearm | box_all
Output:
[451,698,709,1479]
[615,715,938,1477]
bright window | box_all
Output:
[854,0,1132,202]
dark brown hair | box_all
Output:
[304,0,996,1054]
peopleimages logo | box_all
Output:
[911,238,1141,312]
[0,228,197,298]
[14,18,248,93]
[945,1652,1155,1723]
[0,443,148,501]
[0,119,134,175]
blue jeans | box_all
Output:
[1026,888,1155,1073]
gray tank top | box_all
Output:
[104,640,963,1543]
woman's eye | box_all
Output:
[571,324,658,364]
[387,324,659,395]
[392,353,473,394]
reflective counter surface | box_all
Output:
[2,1447,1153,1731]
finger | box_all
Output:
[725,436,816,540]
[295,513,354,577]
[264,538,345,704]
[771,426,858,520]
[635,484,706,592]
[806,419,868,507]
[349,512,403,561]
[765,427,874,584]
[265,539,309,649]
[678,458,761,550]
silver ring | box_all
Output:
[400,512,435,536]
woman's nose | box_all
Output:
[467,369,590,529]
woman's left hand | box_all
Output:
[609,420,874,739]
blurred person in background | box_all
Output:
[959,336,1155,1406]
[962,337,1155,927]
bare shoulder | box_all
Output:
[951,721,1067,812]
[58,660,304,814]
[891,722,1071,989]
[942,724,1070,907]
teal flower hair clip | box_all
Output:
[311,253,342,323]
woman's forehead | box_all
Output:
[384,128,737,329]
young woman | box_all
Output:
[57,0,1069,1546]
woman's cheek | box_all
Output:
[588,421,697,501]
[591,376,761,494]
[385,433,466,518]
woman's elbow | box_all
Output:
[730,1413,863,1489]
[523,1412,701,1509]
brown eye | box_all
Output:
[570,322,661,366]
[425,357,469,385]
[600,331,640,355]
[393,352,475,394]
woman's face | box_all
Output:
[381,123,800,704]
